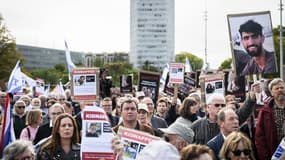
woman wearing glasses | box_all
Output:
[219,132,255,160]
[13,100,28,139]
[37,113,80,160]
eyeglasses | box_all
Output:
[146,103,153,106]
[51,112,63,116]
[17,106,25,109]
[211,103,226,107]
[232,149,251,156]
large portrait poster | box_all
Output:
[71,68,99,101]
[120,74,133,94]
[138,71,160,103]
[81,106,115,160]
[227,11,277,76]
[117,126,160,160]
[200,73,224,104]
[169,63,184,84]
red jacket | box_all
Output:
[255,99,278,159]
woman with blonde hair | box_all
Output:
[20,109,43,142]
[180,144,214,160]
[219,132,255,160]
[37,113,80,160]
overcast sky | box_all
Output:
[0,0,282,68]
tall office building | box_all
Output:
[130,0,174,70]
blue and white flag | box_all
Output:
[0,96,15,158]
[185,57,193,73]
[65,41,76,80]
[44,84,50,97]
[160,63,169,86]
[7,61,23,94]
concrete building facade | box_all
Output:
[130,0,174,69]
[17,44,85,71]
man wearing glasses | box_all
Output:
[191,92,256,145]
[13,100,28,139]
[33,103,64,144]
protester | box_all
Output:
[137,103,149,125]
[13,100,27,139]
[112,95,154,135]
[207,107,239,160]
[255,78,285,159]
[37,113,80,160]
[34,103,64,144]
[180,144,214,160]
[2,139,35,160]
[30,97,41,110]
[101,97,119,127]
[191,92,256,145]
[175,97,199,128]
[100,69,112,98]
[63,101,74,115]
[142,97,168,129]
[220,132,255,160]
[20,109,42,142]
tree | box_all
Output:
[175,52,203,71]
[0,14,23,84]
[218,58,232,70]
[270,26,285,78]
[31,64,68,85]
[103,62,138,86]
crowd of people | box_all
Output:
[1,77,285,160]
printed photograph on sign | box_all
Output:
[85,122,101,138]
[227,11,277,76]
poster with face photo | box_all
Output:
[200,73,224,104]
[120,74,133,94]
[227,11,277,76]
[71,68,99,101]
[138,71,160,103]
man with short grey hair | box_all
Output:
[255,78,285,159]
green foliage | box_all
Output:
[218,58,232,70]
[0,15,23,83]
[31,64,68,85]
[94,58,104,68]
[271,26,285,78]
[175,52,203,71]
[103,62,138,86]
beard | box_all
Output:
[277,95,285,102]
[246,44,263,57]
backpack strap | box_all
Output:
[26,127,31,140]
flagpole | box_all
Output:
[280,0,284,79]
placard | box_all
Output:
[71,68,99,101]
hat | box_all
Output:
[136,91,145,98]
[138,103,149,112]
[159,121,194,144]
[136,140,180,160]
